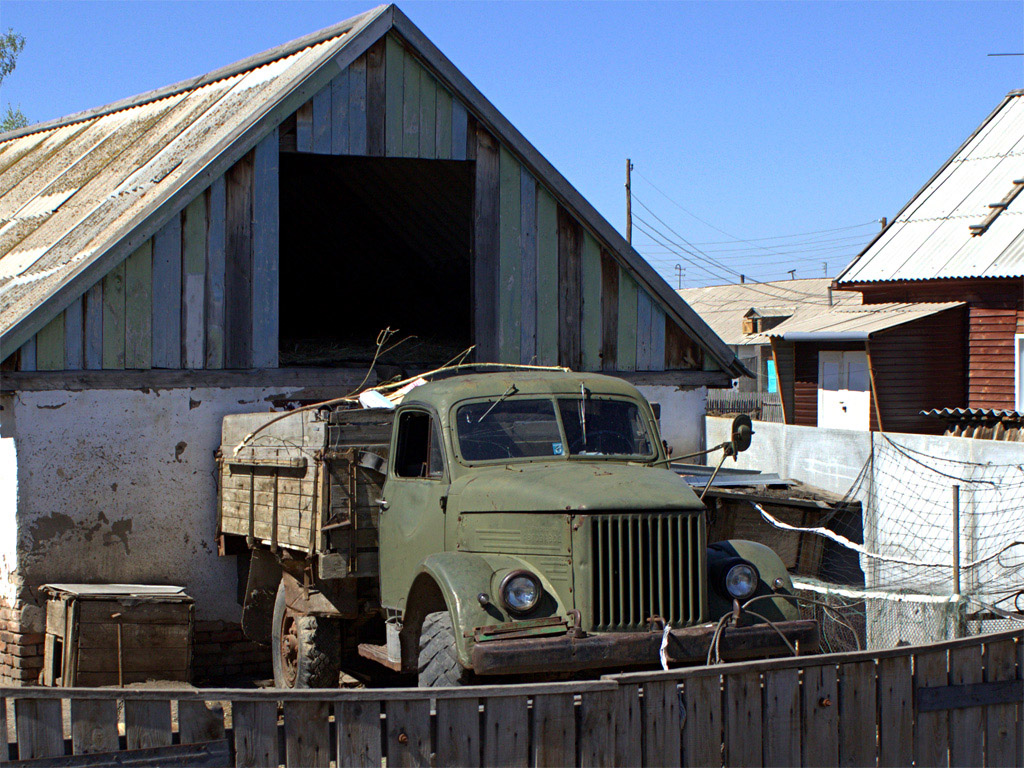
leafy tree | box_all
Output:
[0,29,27,132]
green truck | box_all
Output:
[217,370,817,688]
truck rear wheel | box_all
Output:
[271,581,340,688]
[418,611,472,687]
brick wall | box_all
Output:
[192,619,271,684]
[0,596,45,686]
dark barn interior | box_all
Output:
[279,154,474,367]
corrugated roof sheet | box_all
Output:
[921,407,1024,420]
[838,90,1024,284]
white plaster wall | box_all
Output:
[0,438,19,604]
[637,385,707,459]
[5,386,304,621]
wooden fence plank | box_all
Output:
[599,249,618,371]
[482,695,529,768]
[838,661,876,768]
[181,197,206,369]
[124,240,153,369]
[124,699,172,751]
[913,650,948,768]
[331,69,350,155]
[252,130,279,369]
[401,52,420,158]
[948,645,983,767]
[1017,636,1023,768]
[984,638,1019,767]
[681,674,719,768]
[557,205,582,369]
[385,699,431,768]
[384,36,404,157]
[636,289,653,371]
[434,697,480,767]
[435,86,453,160]
[451,98,468,161]
[64,296,83,370]
[763,668,800,767]
[225,152,253,369]
[535,186,559,366]
[101,261,125,370]
[724,671,762,767]
[349,55,368,156]
[643,681,681,768]
[418,70,436,160]
[284,700,330,768]
[232,700,278,768]
[878,654,912,767]
[616,269,638,371]
[295,101,313,153]
[84,281,102,369]
[650,304,666,372]
[612,685,642,767]
[177,700,225,745]
[205,177,226,369]
[152,215,181,369]
[312,84,332,155]
[581,230,602,371]
[35,312,64,371]
[335,699,382,768]
[473,126,500,362]
[498,145,522,365]
[70,698,118,755]
[365,40,385,157]
[18,337,35,371]
[519,167,538,364]
[533,692,576,767]
[801,664,838,767]
[15,698,63,760]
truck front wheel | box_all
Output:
[418,611,472,687]
[271,581,340,688]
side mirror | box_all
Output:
[727,414,753,456]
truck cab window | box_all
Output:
[395,411,444,478]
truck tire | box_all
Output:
[418,611,472,687]
[271,581,340,688]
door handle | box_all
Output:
[375,499,389,511]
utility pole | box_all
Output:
[822,261,828,276]
[625,159,633,245]
[674,264,683,289]
[787,269,796,280]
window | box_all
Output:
[394,411,444,479]
[456,399,562,460]
[556,398,654,457]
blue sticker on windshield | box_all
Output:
[552,442,564,455]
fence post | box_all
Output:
[952,485,961,597]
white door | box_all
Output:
[817,350,871,430]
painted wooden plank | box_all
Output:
[225,152,254,369]
[101,261,126,370]
[650,304,666,372]
[434,697,480,767]
[418,67,436,159]
[348,55,368,156]
[435,86,453,160]
[70,698,118,755]
[1017,637,1023,768]
[312,84,332,155]
[599,249,618,371]
[535,186,559,366]
[581,689,619,768]
[612,685,642,767]
[252,130,279,369]
[838,661,876,768]
[385,699,431,768]
[949,645,984,767]
[680,674,719,768]
[205,178,226,369]
[580,230,602,371]
[616,269,638,371]
[232,700,277,768]
[402,52,421,158]
[519,168,538,364]
[482,695,529,768]
[451,98,468,161]
[15,698,63,759]
[152,215,182,369]
[498,145,522,365]
[877,655,913,767]
[763,668,800,767]
[336,700,382,768]
[64,297,83,370]
[181,197,206,369]
[913,650,948,768]
[35,312,65,371]
[17,337,35,371]
[384,35,404,157]
[532,692,576,767]
[724,671,762,767]
[124,240,153,369]
[124,699,172,750]
[177,700,225,745]
[557,206,582,369]
[473,126,500,362]
[985,639,1019,767]
[330,69,350,155]
[635,289,653,371]
[801,664,838,767]
[83,281,102,370]
[642,681,681,768]
[365,40,386,157]
[284,700,330,768]
[295,100,313,153]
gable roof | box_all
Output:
[0,5,744,377]
[837,89,1024,286]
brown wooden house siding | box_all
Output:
[967,303,1019,409]
[790,341,869,428]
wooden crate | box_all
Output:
[41,584,194,687]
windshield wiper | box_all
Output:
[477,384,518,422]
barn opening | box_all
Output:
[279,154,474,368]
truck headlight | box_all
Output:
[724,562,758,600]
[499,571,542,615]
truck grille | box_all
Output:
[589,513,706,631]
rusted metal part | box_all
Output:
[471,616,569,643]
[357,643,403,671]
[470,619,819,676]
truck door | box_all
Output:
[378,408,449,611]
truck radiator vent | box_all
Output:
[590,513,705,631]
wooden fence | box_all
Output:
[0,628,1019,767]
[706,391,783,424]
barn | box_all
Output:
[0,5,744,683]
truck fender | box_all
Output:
[400,552,570,671]
[241,549,282,645]
[707,539,801,622]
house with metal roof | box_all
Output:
[837,88,1024,432]
[0,5,742,684]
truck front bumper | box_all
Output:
[470,619,819,676]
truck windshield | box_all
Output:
[455,397,654,461]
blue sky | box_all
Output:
[3,1,1023,288]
